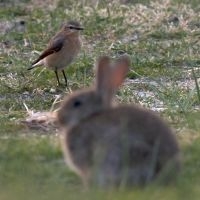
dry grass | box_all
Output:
[0,0,200,199]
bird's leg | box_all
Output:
[62,70,68,86]
[62,70,71,92]
[55,70,61,86]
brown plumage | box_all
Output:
[28,20,83,87]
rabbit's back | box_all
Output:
[62,105,180,187]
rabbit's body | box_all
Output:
[60,105,180,187]
[58,55,181,188]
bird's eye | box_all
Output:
[69,26,74,29]
[73,100,82,108]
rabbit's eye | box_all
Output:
[73,100,82,108]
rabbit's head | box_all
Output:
[57,55,130,128]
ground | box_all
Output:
[0,0,200,199]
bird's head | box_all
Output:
[61,20,84,35]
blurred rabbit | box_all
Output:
[57,55,181,188]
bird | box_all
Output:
[28,20,84,87]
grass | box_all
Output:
[0,0,200,199]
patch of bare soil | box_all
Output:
[28,0,59,10]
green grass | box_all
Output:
[1,0,200,199]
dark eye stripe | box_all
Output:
[67,26,84,30]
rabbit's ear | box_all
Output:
[95,55,130,107]
[110,55,130,89]
[96,56,111,92]
[95,56,113,107]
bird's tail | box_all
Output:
[27,60,44,70]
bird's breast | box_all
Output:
[44,38,81,71]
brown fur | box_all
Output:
[57,55,181,188]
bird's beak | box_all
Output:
[75,27,84,30]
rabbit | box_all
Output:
[57,55,181,188]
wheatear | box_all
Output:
[28,20,83,87]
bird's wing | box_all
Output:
[31,36,64,66]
